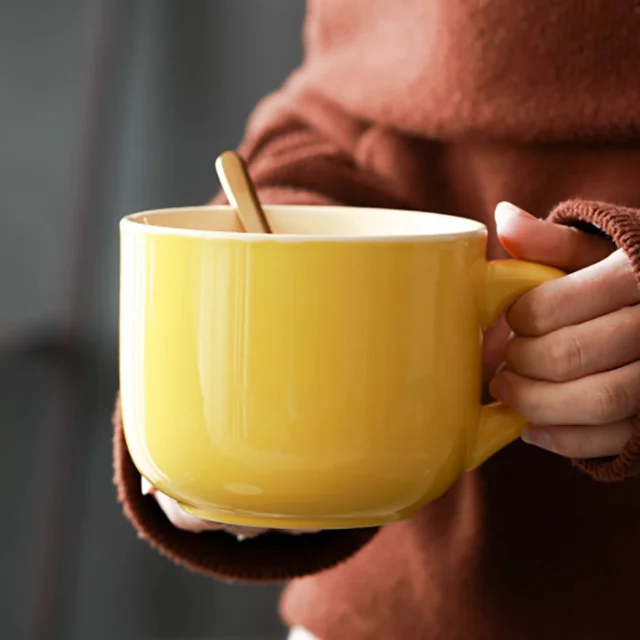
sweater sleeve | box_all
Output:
[548,199,640,482]
[112,89,411,583]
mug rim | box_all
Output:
[120,204,487,243]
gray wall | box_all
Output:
[1,1,306,639]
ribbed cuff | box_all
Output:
[549,199,640,481]
[113,397,378,582]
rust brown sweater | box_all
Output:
[114,1,640,638]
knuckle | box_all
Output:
[504,338,520,369]
[612,249,632,278]
[591,383,631,424]
[547,334,584,382]
[518,291,557,337]
[507,379,542,422]
[621,306,640,339]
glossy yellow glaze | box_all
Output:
[120,206,562,529]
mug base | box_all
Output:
[177,501,413,531]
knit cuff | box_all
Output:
[113,397,378,582]
[549,199,640,481]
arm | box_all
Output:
[113,89,411,583]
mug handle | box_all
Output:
[466,259,565,471]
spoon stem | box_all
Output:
[215,151,272,233]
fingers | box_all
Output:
[522,421,634,458]
[495,202,614,272]
[153,491,227,533]
[506,304,640,382]
[490,361,640,426]
[507,249,640,336]
[147,485,317,537]
[152,490,280,538]
[491,202,637,461]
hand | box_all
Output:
[143,478,317,539]
[491,201,640,459]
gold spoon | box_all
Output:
[215,150,273,234]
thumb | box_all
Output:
[494,201,613,271]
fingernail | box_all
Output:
[495,201,536,221]
[141,477,156,496]
[494,361,507,377]
[495,201,520,219]
[521,426,555,452]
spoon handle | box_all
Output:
[215,151,272,233]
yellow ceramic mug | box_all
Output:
[120,205,562,530]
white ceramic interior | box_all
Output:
[122,205,486,242]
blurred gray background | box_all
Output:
[1,1,306,638]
